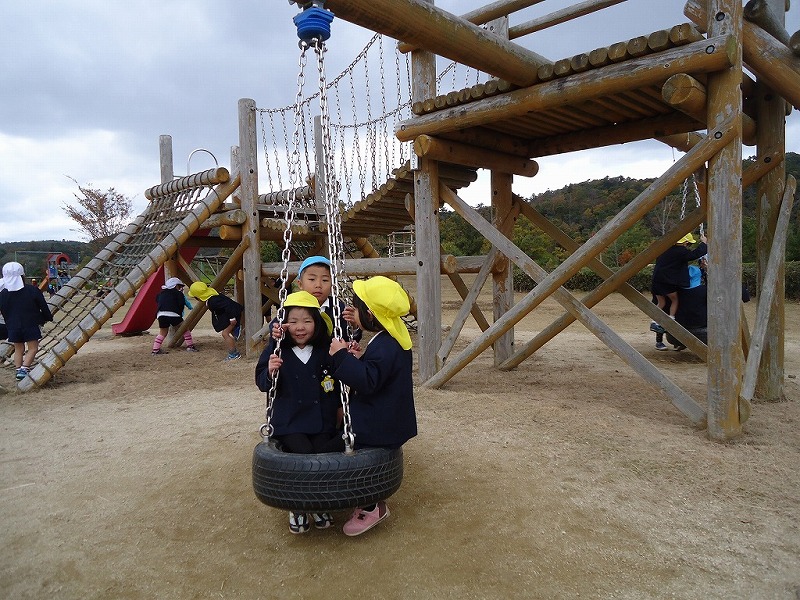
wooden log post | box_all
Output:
[492,171,516,365]
[411,2,442,382]
[159,135,179,282]
[754,0,789,403]
[509,0,628,37]
[238,98,262,357]
[705,1,745,441]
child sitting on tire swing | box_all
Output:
[255,290,343,534]
[331,276,417,537]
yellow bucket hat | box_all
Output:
[284,290,333,335]
[353,276,412,350]
[677,233,696,244]
[188,281,219,302]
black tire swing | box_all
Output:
[252,3,403,513]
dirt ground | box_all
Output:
[1,276,799,600]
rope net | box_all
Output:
[1,169,235,390]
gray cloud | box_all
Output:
[1,0,797,241]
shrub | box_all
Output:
[513,261,800,300]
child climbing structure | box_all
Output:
[3,0,796,446]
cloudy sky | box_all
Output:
[1,0,798,243]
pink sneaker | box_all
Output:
[342,501,390,536]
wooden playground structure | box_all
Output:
[3,0,798,443]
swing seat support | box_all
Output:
[252,440,404,511]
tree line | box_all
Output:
[439,152,800,269]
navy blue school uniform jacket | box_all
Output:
[206,294,243,332]
[155,288,186,315]
[255,345,339,437]
[331,331,417,449]
[652,242,707,289]
[0,284,53,334]
[321,299,362,342]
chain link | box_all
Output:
[313,38,355,453]
[262,42,309,441]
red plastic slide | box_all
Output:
[111,239,204,335]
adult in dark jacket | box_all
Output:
[651,232,708,325]
[0,262,53,381]
[667,262,750,349]
[188,281,243,361]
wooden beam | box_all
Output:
[414,135,539,176]
[437,127,536,157]
[662,73,757,145]
[396,35,735,141]
[398,0,547,52]
[744,0,790,44]
[524,112,703,157]
[262,256,461,278]
[200,209,247,229]
[323,0,549,87]
[500,204,709,369]
[741,176,796,403]
[509,0,628,37]
[428,186,707,426]
[656,131,705,152]
[685,0,800,108]
[438,250,497,363]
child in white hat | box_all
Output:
[0,262,53,381]
[329,276,417,537]
[151,277,196,355]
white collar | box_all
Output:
[292,345,313,363]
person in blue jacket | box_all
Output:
[255,290,341,534]
[0,262,53,381]
[329,276,417,537]
[267,256,362,345]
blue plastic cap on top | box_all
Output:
[293,6,334,42]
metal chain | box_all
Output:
[314,38,355,453]
[261,42,308,441]
[680,173,704,236]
